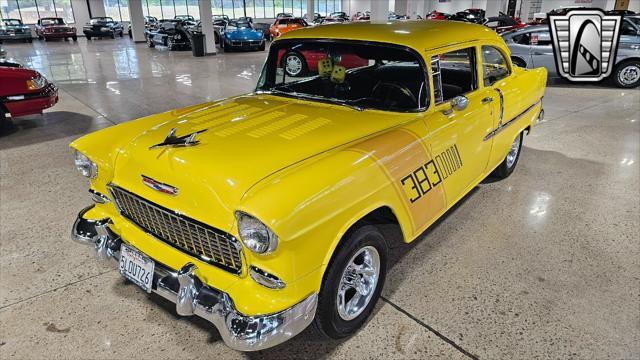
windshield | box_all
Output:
[257,40,428,112]
[227,21,252,30]
[90,17,114,24]
[3,19,22,26]
[41,18,65,25]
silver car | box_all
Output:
[503,20,640,88]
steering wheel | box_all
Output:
[371,82,418,109]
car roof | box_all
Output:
[277,20,502,49]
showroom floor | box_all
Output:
[1,38,638,359]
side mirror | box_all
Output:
[442,95,469,115]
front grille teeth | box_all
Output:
[108,185,243,274]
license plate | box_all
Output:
[119,244,155,293]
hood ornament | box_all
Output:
[149,128,207,150]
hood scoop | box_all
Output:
[149,128,207,150]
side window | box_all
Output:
[431,47,477,104]
[530,31,552,46]
[621,20,638,36]
[482,46,510,87]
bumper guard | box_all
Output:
[72,205,317,351]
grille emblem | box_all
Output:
[142,175,178,195]
[549,9,622,82]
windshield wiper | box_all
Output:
[266,88,364,112]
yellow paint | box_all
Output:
[71,21,546,316]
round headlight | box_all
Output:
[236,212,278,254]
[74,150,97,179]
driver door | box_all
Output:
[424,45,496,206]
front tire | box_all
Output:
[613,60,640,88]
[313,225,387,339]
[492,132,523,179]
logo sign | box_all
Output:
[549,9,622,82]
[142,175,178,196]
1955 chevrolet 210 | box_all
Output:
[70,21,546,351]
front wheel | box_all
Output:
[492,131,523,179]
[313,225,387,339]
[613,60,640,88]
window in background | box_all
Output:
[36,0,55,18]
[103,0,121,21]
[174,0,188,17]
[16,0,39,24]
[1,1,20,20]
[245,0,255,18]
[186,0,199,19]
[264,0,274,18]
[222,0,233,18]
[161,0,176,19]
[146,0,162,19]
[254,0,265,18]
[212,0,223,16]
[119,0,130,21]
[55,0,74,23]
[233,0,244,18]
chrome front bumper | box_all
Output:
[72,205,317,351]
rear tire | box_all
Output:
[492,132,523,179]
[72,35,77,41]
[282,51,307,77]
[313,225,387,339]
[613,59,640,88]
[86,35,91,40]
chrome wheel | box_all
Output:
[285,54,303,76]
[336,246,380,321]
[506,134,521,169]
[618,64,640,86]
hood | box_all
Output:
[110,94,409,231]
[226,28,262,39]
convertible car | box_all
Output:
[504,22,640,88]
[83,17,124,39]
[269,17,307,39]
[128,16,158,38]
[0,19,32,43]
[70,21,546,351]
[220,20,265,51]
[35,17,76,41]
[145,20,191,50]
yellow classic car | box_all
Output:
[70,21,546,351]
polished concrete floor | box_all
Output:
[0,38,638,359]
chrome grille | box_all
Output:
[109,185,243,274]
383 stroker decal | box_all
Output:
[401,144,462,203]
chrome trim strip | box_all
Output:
[71,207,317,352]
[484,99,542,141]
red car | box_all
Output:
[483,15,525,33]
[35,17,77,41]
[426,11,449,20]
[277,48,369,77]
[0,61,58,127]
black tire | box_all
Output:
[128,30,132,38]
[28,38,33,43]
[511,57,527,68]
[313,225,388,339]
[110,32,116,39]
[259,42,265,51]
[0,104,12,134]
[147,37,155,48]
[282,51,307,77]
[492,131,523,179]
[72,36,77,41]
[613,59,640,88]
[119,30,124,37]
[86,35,91,40]
[214,33,219,44]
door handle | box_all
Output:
[481,97,493,104]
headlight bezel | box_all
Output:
[74,150,98,179]
[235,211,278,255]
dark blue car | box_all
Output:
[220,20,265,52]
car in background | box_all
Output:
[388,11,409,20]
[503,23,640,88]
[175,14,197,25]
[328,11,349,22]
[146,19,191,50]
[307,12,324,24]
[35,17,77,41]
[128,16,159,38]
[219,20,265,51]
[252,22,272,41]
[351,11,369,21]
[426,11,450,20]
[277,46,369,77]
[449,8,486,23]
[606,10,637,16]
[276,13,294,19]
[0,61,58,129]
[0,45,6,59]
[320,17,347,25]
[483,14,525,33]
[270,17,307,39]
[0,19,33,43]
[83,17,124,39]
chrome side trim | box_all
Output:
[484,99,542,141]
[250,266,286,290]
[71,207,317,351]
